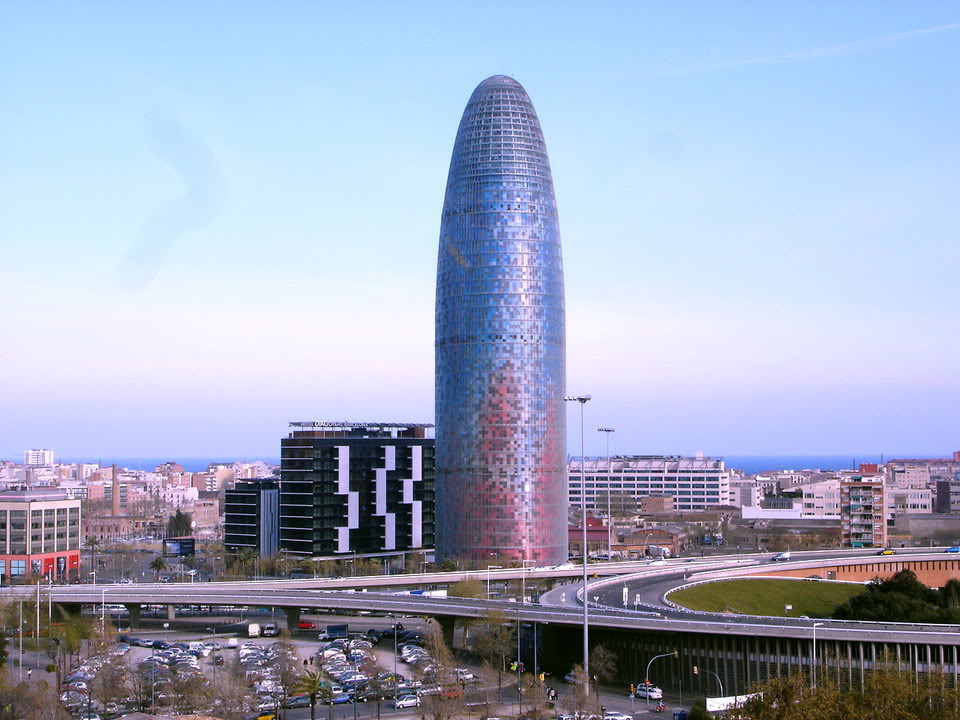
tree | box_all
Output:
[266,640,303,719]
[686,700,712,720]
[520,673,548,719]
[210,658,259,720]
[589,644,618,698]
[83,536,101,576]
[293,670,332,720]
[149,555,168,581]
[169,672,211,715]
[126,658,159,712]
[166,509,193,538]
[448,577,484,599]
[87,656,129,717]
[832,569,960,623]
[418,624,463,720]
[560,664,597,719]
[474,610,516,695]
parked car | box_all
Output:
[394,694,420,709]
[298,621,318,630]
[604,712,633,720]
[327,692,353,705]
[286,695,311,708]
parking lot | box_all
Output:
[53,612,690,720]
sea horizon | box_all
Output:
[15,452,952,476]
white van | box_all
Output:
[248,623,262,638]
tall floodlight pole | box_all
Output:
[812,622,824,688]
[565,394,592,694]
[598,428,615,558]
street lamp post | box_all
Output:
[598,427,615,559]
[486,566,502,600]
[564,394,592,694]
[811,622,824,688]
[644,650,678,706]
[521,559,535,604]
[693,665,723,698]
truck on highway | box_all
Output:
[247,623,262,638]
[318,623,349,641]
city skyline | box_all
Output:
[3,3,960,458]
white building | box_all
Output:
[568,454,731,513]
[798,477,842,518]
[887,487,932,519]
[23,449,54,466]
[729,479,763,508]
[160,486,199,508]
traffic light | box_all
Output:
[629,684,636,694]
[693,666,699,676]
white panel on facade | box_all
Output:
[385,445,396,472]
[337,527,349,553]
[412,445,422,482]
[337,446,350,493]
[403,478,413,504]
[412,501,422,548]
[375,469,387,516]
[348,491,359,530]
[385,513,396,551]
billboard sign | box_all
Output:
[163,537,196,557]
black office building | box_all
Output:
[224,479,280,556]
[279,422,434,557]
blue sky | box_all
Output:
[2,2,959,459]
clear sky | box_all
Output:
[2,2,959,459]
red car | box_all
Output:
[297,621,318,630]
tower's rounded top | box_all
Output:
[476,75,524,90]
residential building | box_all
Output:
[568,455,731,514]
[224,480,279,556]
[730,479,763,508]
[887,487,932,518]
[798,477,842,518]
[23,449,54,467]
[0,488,81,581]
[279,422,434,558]
[435,75,567,565]
[841,479,887,548]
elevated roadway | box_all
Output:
[8,547,960,695]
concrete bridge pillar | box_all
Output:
[124,604,142,628]
[436,616,456,649]
[283,607,301,633]
[166,605,176,621]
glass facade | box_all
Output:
[435,75,566,564]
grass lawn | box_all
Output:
[668,578,865,617]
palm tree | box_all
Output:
[84,537,101,579]
[293,670,331,720]
[149,556,167,582]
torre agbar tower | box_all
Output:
[435,75,566,565]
